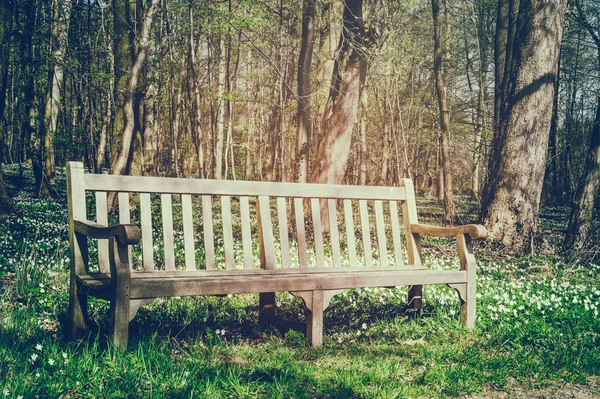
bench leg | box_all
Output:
[456,233,476,328]
[259,292,276,324]
[291,290,341,347]
[67,277,90,340]
[108,237,131,351]
[408,285,422,313]
[306,290,324,347]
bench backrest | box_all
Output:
[67,162,422,273]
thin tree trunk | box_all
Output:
[109,0,160,180]
[215,36,226,180]
[295,0,315,183]
[188,4,205,178]
[432,0,456,223]
[359,86,368,185]
[42,0,71,196]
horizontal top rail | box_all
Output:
[82,174,407,200]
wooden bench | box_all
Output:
[66,161,487,350]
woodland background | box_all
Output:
[0,0,599,259]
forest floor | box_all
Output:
[0,165,599,398]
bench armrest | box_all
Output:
[74,220,141,245]
[411,223,487,240]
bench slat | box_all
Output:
[84,174,407,201]
[359,200,373,267]
[181,194,195,270]
[328,199,341,267]
[240,196,253,269]
[374,200,388,267]
[221,196,235,270]
[140,193,154,271]
[311,198,325,268]
[202,195,216,270]
[344,199,358,268]
[95,191,109,273]
[118,192,133,266]
[277,197,291,268]
[128,270,467,299]
[161,194,176,271]
[389,200,404,266]
[81,264,428,281]
[294,198,308,268]
[257,196,275,270]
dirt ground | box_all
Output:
[467,376,600,399]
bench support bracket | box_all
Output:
[291,289,342,347]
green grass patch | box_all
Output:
[0,166,599,398]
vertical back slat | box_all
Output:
[343,199,358,268]
[294,198,308,268]
[95,191,109,273]
[389,200,404,266]
[202,195,216,270]
[359,200,373,267]
[181,194,195,270]
[239,196,253,269]
[311,198,325,268]
[139,193,154,271]
[277,197,291,268]
[118,192,132,266]
[402,179,422,265]
[328,199,341,267]
[161,194,176,271]
[221,196,235,270]
[374,200,388,267]
[257,195,276,269]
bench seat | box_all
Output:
[78,267,466,299]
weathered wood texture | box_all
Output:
[65,162,486,350]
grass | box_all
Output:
[0,165,599,398]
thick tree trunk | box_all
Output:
[432,0,456,223]
[565,98,600,258]
[42,0,71,195]
[481,0,566,253]
[110,0,159,180]
[295,0,315,183]
[310,0,372,186]
[565,2,600,259]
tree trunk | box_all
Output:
[359,87,368,185]
[42,0,72,195]
[481,0,566,253]
[565,98,600,258]
[188,5,205,178]
[565,2,600,259]
[109,0,159,180]
[432,0,456,223]
[215,37,226,180]
[310,0,373,186]
[295,0,315,183]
